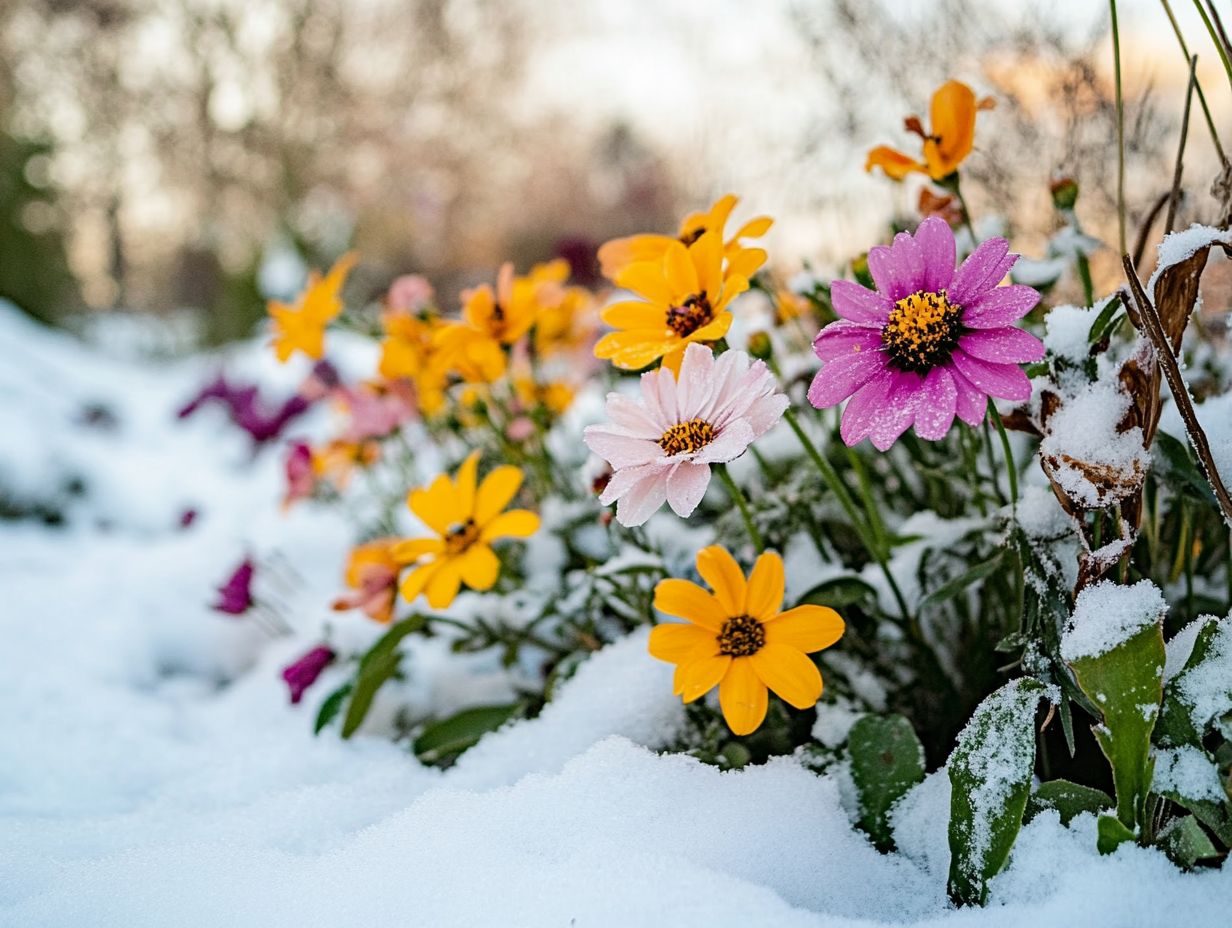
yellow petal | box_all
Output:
[864,145,927,180]
[718,657,768,735]
[653,579,727,631]
[679,653,732,703]
[765,605,846,653]
[725,247,766,282]
[744,551,785,620]
[613,264,674,306]
[459,543,501,591]
[690,230,724,296]
[926,79,977,179]
[730,216,773,240]
[601,300,667,331]
[474,465,524,525]
[660,344,686,375]
[426,557,464,609]
[663,240,698,296]
[390,537,444,564]
[750,643,823,709]
[399,560,440,603]
[409,474,459,535]
[593,330,674,370]
[648,622,716,663]
[480,509,540,542]
[454,451,481,520]
[695,545,747,615]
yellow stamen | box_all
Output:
[444,519,479,555]
[665,294,714,337]
[717,614,765,657]
[881,289,962,373]
[658,418,716,456]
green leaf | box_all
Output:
[313,682,353,736]
[1068,622,1165,831]
[918,550,1006,614]
[1159,617,1230,748]
[413,702,523,766]
[1096,813,1137,854]
[1153,433,1218,506]
[848,714,925,852]
[1153,745,1232,845]
[1087,294,1123,345]
[947,678,1048,906]
[1158,815,1219,869]
[341,614,427,739]
[796,576,877,609]
[1026,780,1112,825]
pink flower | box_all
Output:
[281,645,335,704]
[282,441,315,508]
[808,217,1043,450]
[387,274,435,312]
[336,383,414,442]
[213,558,255,615]
[583,343,787,527]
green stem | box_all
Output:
[715,463,764,553]
[1193,0,1232,90]
[782,407,912,621]
[1076,251,1095,307]
[988,399,1019,510]
[950,176,979,246]
[1161,0,1228,161]
[1110,0,1128,254]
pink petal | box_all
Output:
[639,370,668,423]
[950,349,1031,403]
[962,285,1041,329]
[655,364,680,422]
[912,366,958,441]
[958,327,1045,364]
[839,371,894,446]
[867,245,913,303]
[695,418,756,464]
[583,427,663,469]
[615,472,669,527]
[869,370,923,451]
[830,279,893,326]
[606,393,664,437]
[808,352,888,409]
[950,238,1012,305]
[813,321,885,361]
[951,368,988,427]
[665,461,712,517]
[675,343,715,412]
[743,393,790,438]
[914,217,956,293]
[599,461,664,505]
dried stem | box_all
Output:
[1161,0,1228,163]
[1121,254,1232,525]
[1193,0,1232,90]
[1133,193,1171,268]
[1165,56,1198,234]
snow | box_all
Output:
[1043,303,1100,364]
[1154,746,1227,804]
[1147,224,1232,300]
[1173,618,1232,734]
[2,304,1231,926]
[1159,390,1232,496]
[1164,616,1210,683]
[1061,579,1168,662]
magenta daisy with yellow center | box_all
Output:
[808,217,1043,450]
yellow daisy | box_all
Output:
[649,545,845,736]
[392,452,540,609]
[378,308,448,415]
[598,194,772,280]
[268,252,357,362]
[593,230,760,372]
[436,263,541,383]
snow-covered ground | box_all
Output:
[2,304,1230,927]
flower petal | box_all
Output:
[718,658,768,735]
[399,560,440,603]
[454,451,480,519]
[914,216,956,293]
[390,537,444,564]
[888,230,927,295]
[474,465,524,525]
[425,557,463,609]
[696,545,747,616]
[750,643,823,709]
[951,368,988,427]
[958,327,1045,364]
[459,543,500,591]
[829,279,893,326]
[654,578,727,630]
[867,244,914,303]
[693,419,755,465]
[649,622,717,663]
[812,321,885,361]
[663,240,698,295]
[614,471,669,527]
[765,605,845,652]
[808,351,888,409]
[583,427,663,469]
[665,461,712,518]
[868,370,923,451]
[680,653,732,703]
[480,509,540,542]
[950,349,1032,402]
[744,552,785,621]
[961,285,1041,328]
[912,366,958,441]
[409,474,459,535]
[950,237,1012,305]
[839,370,894,447]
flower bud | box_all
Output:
[1050,177,1079,211]
[746,330,773,361]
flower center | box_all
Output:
[678,226,705,246]
[665,293,714,337]
[717,614,766,657]
[443,518,479,556]
[658,418,715,456]
[881,289,963,373]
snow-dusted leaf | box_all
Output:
[1158,815,1219,869]
[947,678,1048,906]
[848,714,925,852]
[1152,745,1232,846]
[1026,779,1111,825]
[1159,616,1232,749]
[414,703,523,766]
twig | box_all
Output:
[1165,56,1198,234]
[1161,0,1228,163]
[1122,254,1232,525]
[1132,193,1171,268]
[1194,0,1232,90]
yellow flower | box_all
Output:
[774,288,811,325]
[436,263,541,383]
[598,194,772,281]
[392,452,540,609]
[268,252,357,362]
[593,231,758,372]
[515,377,575,416]
[379,308,448,415]
[649,546,845,736]
[865,80,995,182]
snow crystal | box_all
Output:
[1060,579,1167,662]
[1154,745,1227,803]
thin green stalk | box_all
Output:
[981,418,1008,507]
[1161,0,1228,161]
[1193,0,1232,90]
[1076,252,1095,307]
[715,463,764,553]
[1111,0,1128,255]
[845,445,889,553]
[988,399,1019,509]
[950,176,979,246]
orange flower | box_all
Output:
[649,546,844,735]
[598,194,772,281]
[435,263,541,383]
[312,439,380,490]
[268,253,357,362]
[865,80,994,182]
[332,538,401,623]
[379,308,448,415]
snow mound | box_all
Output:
[1061,579,1167,661]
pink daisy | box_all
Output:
[808,217,1043,450]
[583,343,788,527]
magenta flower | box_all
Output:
[213,558,255,615]
[808,217,1043,450]
[583,343,787,527]
[281,645,335,704]
[282,441,315,508]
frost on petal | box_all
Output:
[675,343,716,413]
[867,245,914,303]
[665,461,712,517]
[950,368,988,427]
[808,352,887,409]
[950,350,1031,403]
[830,279,893,326]
[914,216,956,293]
[961,285,1041,329]
[913,367,958,441]
[599,461,665,506]
[695,419,756,464]
[950,237,1012,305]
[583,427,664,469]
[957,327,1045,364]
[839,371,893,446]
[614,471,670,527]
[813,321,884,361]
[868,371,923,451]
[887,230,926,295]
